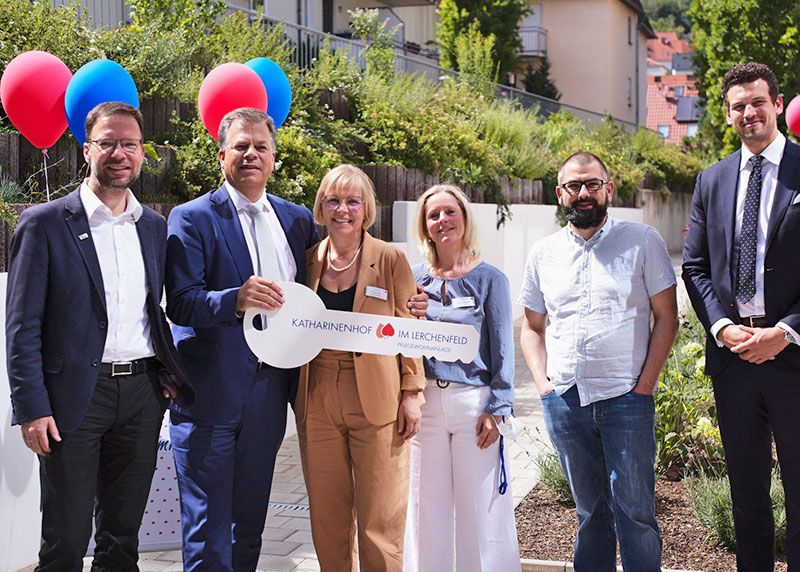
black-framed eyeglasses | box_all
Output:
[89,139,143,154]
[559,178,609,195]
[323,196,364,211]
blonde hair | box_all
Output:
[414,184,480,266]
[313,164,377,230]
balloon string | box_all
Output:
[42,148,51,202]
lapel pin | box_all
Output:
[78,233,89,240]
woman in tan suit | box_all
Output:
[296,164,425,571]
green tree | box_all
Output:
[437,0,528,77]
[690,0,800,156]
[522,57,560,101]
[642,0,691,33]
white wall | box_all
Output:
[392,201,644,319]
[0,274,42,572]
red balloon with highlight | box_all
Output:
[786,95,800,138]
[0,51,72,149]
[198,63,268,141]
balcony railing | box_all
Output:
[251,15,641,133]
[519,26,547,57]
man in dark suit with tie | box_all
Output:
[6,101,188,571]
[683,62,800,571]
[165,107,319,571]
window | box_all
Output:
[658,125,670,139]
[686,124,699,137]
[674,86,684,96]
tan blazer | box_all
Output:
[296,232,426,426]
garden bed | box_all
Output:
[515,479,787,572]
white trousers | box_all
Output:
[404,382,521,572]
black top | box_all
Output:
[318,284,356,312]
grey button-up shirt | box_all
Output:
[519,216,676,405]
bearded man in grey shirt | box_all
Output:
[519,152,678,572]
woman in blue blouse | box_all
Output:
[404,185,521,571]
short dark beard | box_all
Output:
[561,198,608,229]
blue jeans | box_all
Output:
[542,385,662,572]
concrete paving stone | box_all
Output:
[287,543,319,559]
[271,480,303,493]
[291,560,322,571]
[262,526,296,542]
[285,530,314,544]
[266,515,292,528]
[136,559,173,571]
[269,492,308,504]
[282,516,313,531]
[261,539,302,557]
[154,550,182,561]
[256,554,307,571]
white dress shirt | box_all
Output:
[709,133,799,345]
[225,181,296,281]
[80,183,154,361]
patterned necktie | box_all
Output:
[245,202,281,280]
[736,154,763,304]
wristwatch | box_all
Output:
[781,327,797,345]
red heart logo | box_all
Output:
[382,323,395,337]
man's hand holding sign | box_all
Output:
[244,281,479,368]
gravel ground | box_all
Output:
[515,479,787,572]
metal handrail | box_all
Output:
[246,13,643,132]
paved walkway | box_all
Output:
[96,323,550,572]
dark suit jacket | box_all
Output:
[6,188,187,432]
[165,186,318,423]
[682,139,800,376]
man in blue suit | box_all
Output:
[165,108,318,571]
[6,102,188,571]
[683,62,800,571]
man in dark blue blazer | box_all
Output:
[683,63,800,571]
[165,108,319,571]
[6,102,188,571]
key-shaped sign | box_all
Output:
[244,281,479,369]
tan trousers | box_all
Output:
[297,350,410,572]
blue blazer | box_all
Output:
[165,186,318,422]
[683,140,800,376]
[6,188,187,432]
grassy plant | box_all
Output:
[535,452,574,508]
[685,469,786,552]
[685,470,736,550]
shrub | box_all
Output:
[686,469,786,552]
[0,1,103,74]
[655,311,726,477]
[535,452,574,508]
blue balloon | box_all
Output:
[65,59,139,144]
[245,58,292,129]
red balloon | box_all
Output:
[198,63,268,141]
[1,51,72,149]
[786,95,800,138]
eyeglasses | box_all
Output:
[89,139,143,154]
[323,196,364,211]
[559,178,609,195]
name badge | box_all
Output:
[365,285,388,300]
[452,296,475,308]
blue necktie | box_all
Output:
[736,155,763,304]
